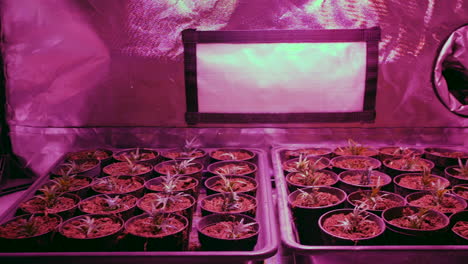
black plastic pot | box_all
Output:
[209,148,256,162]
[338,170,392,194]
[330,155,381,173]
[445,165,468,186]
[145,175,199,198]
[18,193,80,220]
[204,175,257,196]
[382,157,435,177]
[51,158,101,178]
[288,186,347,245]
[113,148,161,165]
[405,191,467,216]
[57,214,124,251]
[78,193,138,220]
[378,146,423,161]
[197,213,259,251]
[285,170,338,192]
[123,213,189,251]
[0,213,62,252]
[200,192,257,217]
[91,175,145,198]
[424,147,468,168]
[283,147,333,160]
[66,148,114,168]
[318,208,386,245]
[207,160,258,178]
[382,206,450,245]
[347,190,405,216]
[153,160,204,180]
[282,156,330,174]
[449,210,468,245]
[453,184,468,202]
[102,161,153,179]
[393,173,450,197]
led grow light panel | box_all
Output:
[197,42,366,113]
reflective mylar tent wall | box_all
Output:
[1,0,467,175]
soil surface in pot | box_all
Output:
[202,195,255,213]
[93,177,143,194]
[333,158,376,170]
[51,177,91,193]
[380,147,421,157]
[201,221,257,239]
[80,195,137,214]
[283,159,328,172]
[322,212,381,239]
[139,193,193,213]
[397,175,446,190]
[341,172,386,186]
[455,188,468,199]
[103,162,151,176]
[68,150,111,161]
[61,216,121,239]
[453,221,468,239]
[211,150,254,161]
[384,158,432,171]
[408,195,465,214]
[20,196,76,214]
[288,172,335,186]
[208,177,256,193]
[164,149,205,159]
[148,177,197,192]
[351,193,403,210]
[0,215,60,239]
[427,149,468,159]
[55,160,99,176]
[334,147,378,157]
[291,191,340,207]
[389,208,445,230]
[212,163,255,175]
[285,148,330,158]
[115,150,157,162]
[155,163,200,175]
[126,215,185,237]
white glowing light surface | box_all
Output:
[197,42,366,113]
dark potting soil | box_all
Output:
[103,162,151,176]
[384,158,431,171]
[291,191,340,208]
[352,194,403,210]
[333,158,375,170]
[341,173,385,186]
[380,147,420,157]
[155,163,200,175]
[148,177,197,192]
[288,172,335,186]
[80,195,137,214]
[20,196,76,214]
[93,177,143,194]
[201,221,257,239]
[61,217,121,239]
[397,175,443,190]
[322,212,381,239]
[126,216,185,237]
[208,177,256,193]
[389,208,445,230]
[408,194,465,214]
[139,193,193,213]
[202,195,255,213]
[0,215,60,239]
[453,221,468,239]
[211,150,253,161]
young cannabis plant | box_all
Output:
[291,154,311,173]
[340,139,368,156]
[102,195,122,211]
[36,185,60,208]
[361,176,388,210]
[222,218,257,239]
[431,180,450,205]
[160,172,181,194]
[219,152,237,160]
[421,168,435,189]
[405,207,430,229]
[296,188,320,206]
[173,158,196,174]
[220,191,241,211]
[76,216,99,238]
[151,193,190,211]
[335,204,372,233]
[359,168,373,185]
[17,215,40,237]
[454,158,468,178]
[182,136,201,156]
[296,170,323,186]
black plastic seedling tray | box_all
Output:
[272,145,468,264]
[0,147,277,264]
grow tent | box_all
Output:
[0,1,468,264]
